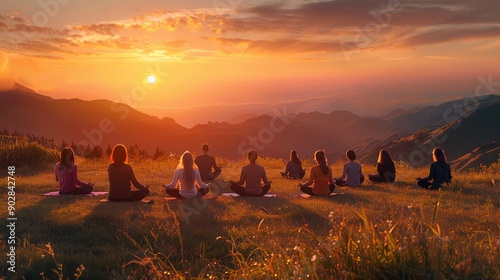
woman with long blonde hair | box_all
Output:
[164,151,210,198]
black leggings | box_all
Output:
[300,184,335,196]
[368,174,395,183]
[109,189,149,202]
[417,180,444,190]
[230,183,271,197]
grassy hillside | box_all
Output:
[0,157,499,279]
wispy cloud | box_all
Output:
[0,0,499,60]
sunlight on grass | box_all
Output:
[0,158,498,278]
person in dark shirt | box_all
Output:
[108,144,150,201]
[281,150,306,179]
[368,149,396,183]
[416,147,452,190]
[195,144,222,181]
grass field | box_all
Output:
[1,157,499,279]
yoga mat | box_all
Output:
[99,199,154,204]
[164,195,218,201]
[294,192,339,198]
[42,191,108,197]
[221,193,277,197]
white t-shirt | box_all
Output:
[164,168,209,198]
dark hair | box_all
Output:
[111,144,128,164]
[290,150,301,165]
[202,144,209,152]
[179,151,195,187]
[378,150,394,165]
[433,147,447,169]
[346,150,356,161]
[248,150,258,162]
[378,149,395,172]
[60,147,75,168]
[315,150,329,175]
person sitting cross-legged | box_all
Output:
[195,143,222,181]
[164,151,210,199]
[298,150,335,196]
[229,150,271,197]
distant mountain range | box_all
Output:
[1,83,499,170]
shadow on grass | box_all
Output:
[9,195,111,279]
[11,164,54,177]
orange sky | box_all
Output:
[1,0,499,126]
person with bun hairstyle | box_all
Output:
[298,150,335,195]
[416,147,452,190]
[335,150,364,187]
[164,151,210,199]
[108,144,150,202]
[368,149,396,183]
[54,147,94,195]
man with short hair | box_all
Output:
[195,143,222,181]
[229,150,271,197]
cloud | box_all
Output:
[72,23,123,36]
[18,40,76,54]
[0,20,7,30]
[0,52,15,91]
[401,26,500,47]
[12,23,68,35]
[2,0,500,61]
[214,37,344,55]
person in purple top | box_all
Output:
[335,150,364,187]
[54,147,94,195]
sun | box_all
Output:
[147,75,157,84]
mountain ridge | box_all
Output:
[1,84,498,169]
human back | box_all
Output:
[164,151,209,199]
[241,163,267,195]
[429,162,451,185]
[55,147,93,195]
[196,154,216,179]
[298,150,334,196]
[229,150,271,197]
[108,144,150,201]
[310,164,332,195]
[194,144,221,181]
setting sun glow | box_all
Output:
[0,1,499,127]
[147,75,157,84]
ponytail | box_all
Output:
[315,150,329,175]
